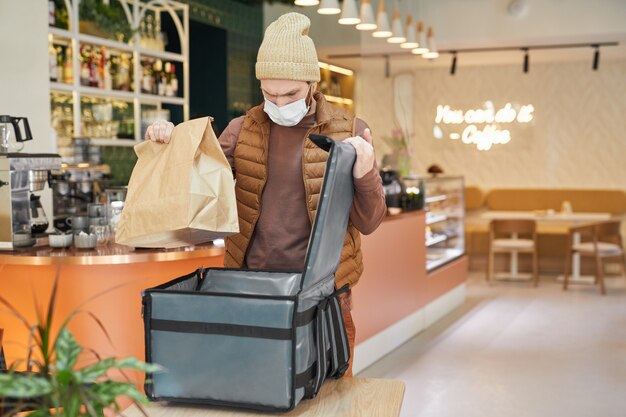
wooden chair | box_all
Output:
[563,221,626,295]
[488,219,539,286]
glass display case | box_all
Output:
[423,176,465,271]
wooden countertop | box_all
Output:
[121,378,405,417]
[0,242,225,266]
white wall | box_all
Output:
[356,58,626,190]
[407,0,626,45]
[0,0,53,153]
[0,0,55,224]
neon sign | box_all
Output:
[434,101,534,151]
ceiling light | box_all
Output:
[317,0,340,14]
[338,0,361,25]
[522,47,529,73]
[356,0,377,30]
[592,45,600,70]
[411,21,428,54]
[400,15,418,49]
[387,5,406,44]
[450,51,457,75]
[422,27,439,58]
[372,0,392,38]
[294,0,319,6]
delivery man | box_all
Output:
[146,12,386,376]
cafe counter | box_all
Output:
[0,210,467,377]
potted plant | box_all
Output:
[0,271,160,416]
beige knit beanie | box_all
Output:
[256,12,321,82]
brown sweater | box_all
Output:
[218,109,386,271]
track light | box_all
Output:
[450,52,457,75]
[523,48,529,73]
[593,45,600,70]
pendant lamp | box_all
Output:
[339,0,361,25]
[317,0,340,14]
[400,15,418,48]
[387,4,406,44]
[372,0,392,38]
[356,0,377,30]
[294,0,319,6]
[411,21,428,54]
[422,26,439,59]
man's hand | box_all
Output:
[145,120,175,143]
[344,128,375,179]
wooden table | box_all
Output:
[481,210,612,282]
[121,378,405,417]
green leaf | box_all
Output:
[88,381,148,406]
[0,373,53,398]
[55,328,82,371]
[62,390,82,417]
[115,357,163,373]
[56,369,76,385]
[75,358,116,383]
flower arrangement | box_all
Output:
[381,127,413,177]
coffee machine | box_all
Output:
[0,116,61,250]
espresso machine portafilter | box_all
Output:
[0,116,61,250]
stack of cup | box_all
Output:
[65,215,90,234]
[87,203,110,245]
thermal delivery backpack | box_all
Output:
[142,135,356,412]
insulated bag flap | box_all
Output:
[301,135,356,290]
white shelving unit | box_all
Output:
[49,0,189,146]
[423,176,466,272]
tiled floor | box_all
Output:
[357,273,626,417]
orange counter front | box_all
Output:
[1,210,467,377]
[0,243,225,369]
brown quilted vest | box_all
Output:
[224,92,364,289]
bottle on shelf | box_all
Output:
[49,39,57,82]
[154,19,165,52]
[89,47,99,88]
[145,14,156,51]
[80,46,90,87]
[152,59,163,95]
[170,63,178,97]
[139,19,147,49]
[56,46,64,83]
[110,53,119,90]
[141,58,154,94]
[48,0,55,27]
[63,46,73,84]
[103,50,113,91]
[117,53,131,92]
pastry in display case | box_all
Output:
[422,176,465,271]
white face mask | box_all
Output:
[263,86,311,127]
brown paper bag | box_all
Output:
[115,117,239,248]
